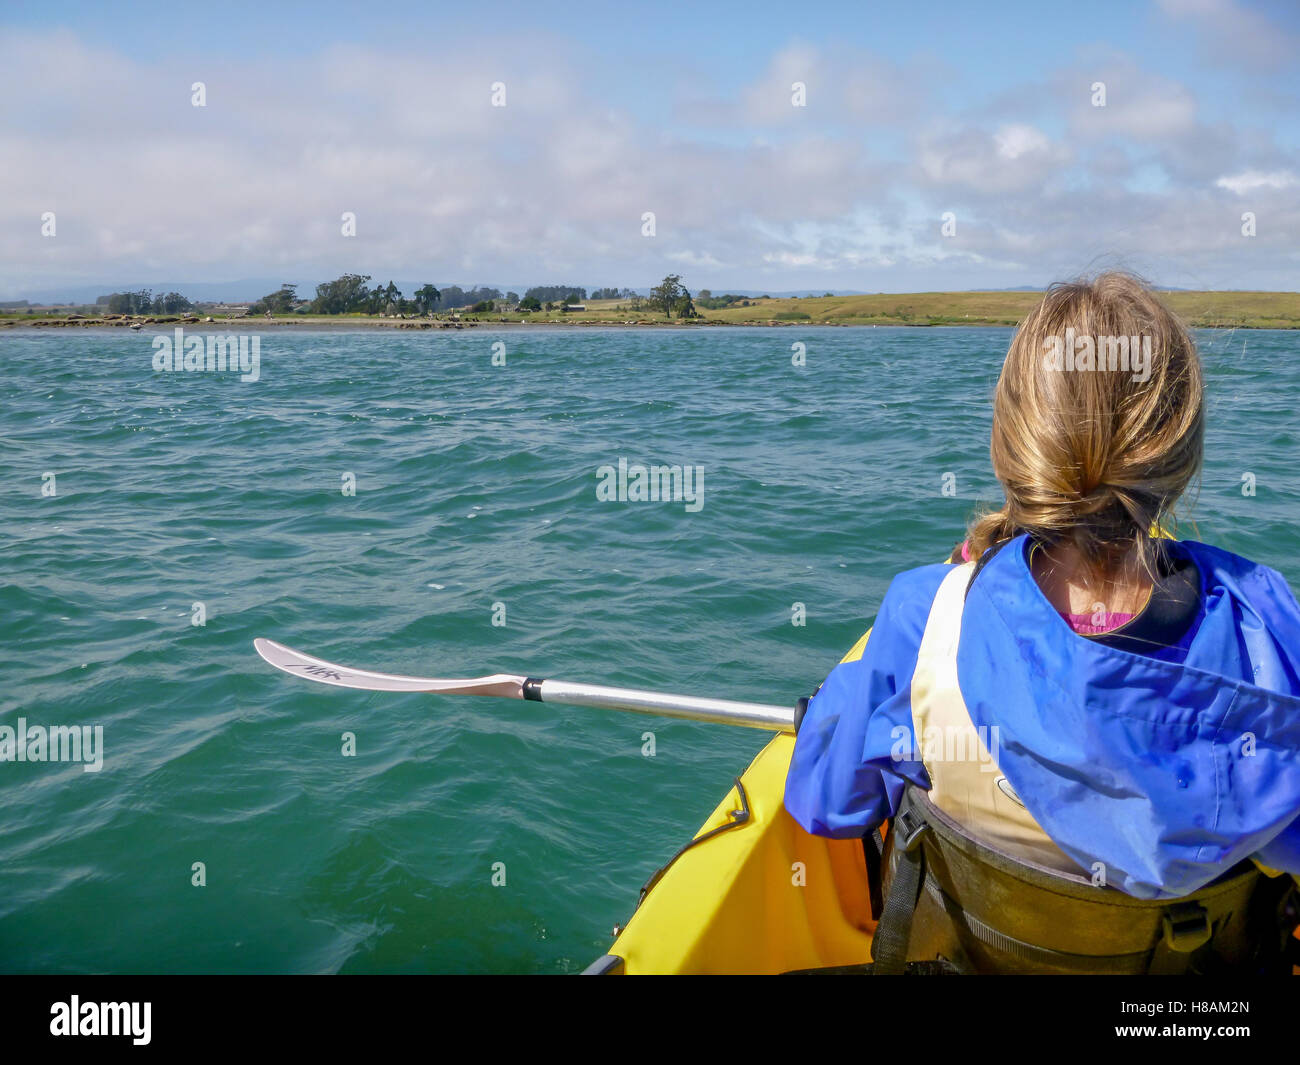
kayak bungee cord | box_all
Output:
[632,777,751,917]
[253,638,798,732]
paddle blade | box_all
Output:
[253,638,526,698]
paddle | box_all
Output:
[253,637,797,732]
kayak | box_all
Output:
[587,728,1300,976]
[585,731,878,974]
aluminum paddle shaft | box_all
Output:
[529,678,795,731]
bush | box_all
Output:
[774,311,811,321]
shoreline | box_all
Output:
[4,315,1000,332]
[5,317,1297,332]
[5,317,977,331]
[6,289,1299,332]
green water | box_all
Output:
[1,325,1296,973]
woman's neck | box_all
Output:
[1029,541,1153,618]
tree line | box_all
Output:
[95,276,719,318]
[97,290,194,314]
[298,277,500,316]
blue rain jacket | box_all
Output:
[784,534,1300,899]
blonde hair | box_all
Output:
[967,272,1203,576]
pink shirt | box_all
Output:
[1061,612,1136,635]
[957,540,1136,635]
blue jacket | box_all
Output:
[784,535,1300,899]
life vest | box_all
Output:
[867,562,1300,975]
[908,562,1075,872]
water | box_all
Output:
[1,325,1296,973]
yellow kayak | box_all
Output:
[585,602,1300,974]
[587,732,1300,976]
[586,732,877,974]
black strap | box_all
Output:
[962,537,1013,602]
[793,684,822,734]
[869,800,930,974]
[1145,900,1211,975]
[862,828,885,920]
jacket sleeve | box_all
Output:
[783,567,946,839]
[1253,816,1300,880]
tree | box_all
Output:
[413,284,441,315]
[104,289,168,314]
[519,296,541,312]
[250,284,296,316]
[506,292,519,304]
[310,274,372,314]
[155,290,186,313]
[650,274,685,318]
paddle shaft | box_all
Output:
[528,677,796,732]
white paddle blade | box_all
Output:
[254,638,526,698]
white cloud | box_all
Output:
[1215,170,1298,195]
[994,124,1051,160]
[915,123,1070,194]
[740,43,822,125]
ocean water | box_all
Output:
[1,325,1296,973]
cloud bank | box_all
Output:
[2,9,1297,298]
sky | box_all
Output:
[2,0,1298,299]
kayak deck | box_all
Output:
[594,733,877,974]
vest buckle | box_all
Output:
[894,806,930,854]
[1161,902,1212,953]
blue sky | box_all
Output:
[3,0,1297,297]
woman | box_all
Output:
[784,272,1300,900]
